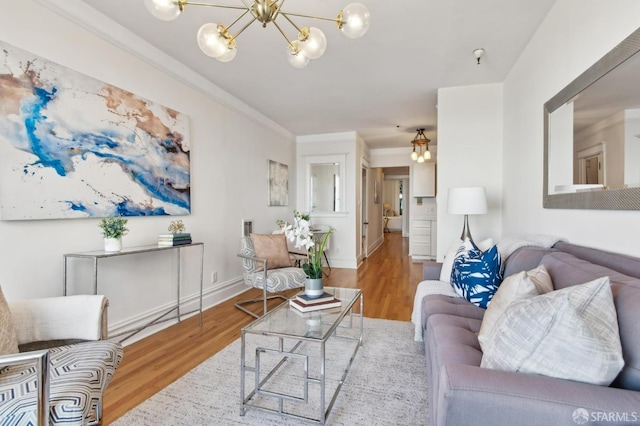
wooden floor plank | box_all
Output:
[101,232,426,423]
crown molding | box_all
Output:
[33,0,294,140]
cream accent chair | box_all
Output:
[236,236,306,318]
[0,291,123,425]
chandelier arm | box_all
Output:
[225,9,251,32]
[279,11,338,24]
[229,15,259,41]
[272,0,286,21]
[280,12,304,34]
[271,19,297,50]
[181,1,249,11]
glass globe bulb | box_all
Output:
[197,23,229,58]
[216,46,237,63]
[417,155,425,164]
[340,3,371,39]
[289,54,309,69]
[299,27,327,60]
[143,0,181,21]
[410,150,418,161]
[423,150,431,160]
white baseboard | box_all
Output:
[109,277,248,346]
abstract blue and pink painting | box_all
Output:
[0,41,190,220]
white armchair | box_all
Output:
[0,291,123,425]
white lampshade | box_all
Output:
[410,150,418,161]
[422,150,431,160]
[144,0,181,21]
[299,27,327,60]
[417,155,425,163]
[447,187,487,215]
[340,3,371,39]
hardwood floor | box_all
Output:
[102,232,424,424]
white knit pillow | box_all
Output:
[481,276,624,386]
[478,265,553,351]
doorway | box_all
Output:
[577,143,606,187]
[361,162,369,260]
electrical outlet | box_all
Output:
[211,271,217,283]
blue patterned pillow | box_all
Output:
[451,241,503,308]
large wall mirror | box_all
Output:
[305,154,346,214]
[544,26,640,209]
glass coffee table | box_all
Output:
[240,287,363,425]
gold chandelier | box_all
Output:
[410,129,431,163]
[144,0,371,68]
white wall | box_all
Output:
[436,83,504,260]
[296,132,359,268]
[0,0,297,340]
[502,0,640,256]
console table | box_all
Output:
[63,243,204,342]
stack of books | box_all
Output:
[158,233,192,247]
[289,291,342,312]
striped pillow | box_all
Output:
[478,265,553,352]
[481,277,624,386]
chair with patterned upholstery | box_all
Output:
[0,287,123,425]
[236,234,307,318]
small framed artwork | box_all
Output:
[268,160,289,206]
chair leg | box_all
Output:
[323,251,332,277]
[234,294,289,318]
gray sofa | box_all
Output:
[420,242,640,426]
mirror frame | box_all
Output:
[304,153,347,216]
[544,26,640,210]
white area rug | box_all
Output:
[113,318,427,425]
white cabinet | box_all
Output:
[412,162,436,197]
[410,219,437,260]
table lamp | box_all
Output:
[447,187,487,243]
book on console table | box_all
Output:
[158,233,191,241]
[289,297,342,312]
[158,233,192,247]
[158,239,192,247]
[296,291,335,304]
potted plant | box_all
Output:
[277,211,334,298]
[99,216,129,252]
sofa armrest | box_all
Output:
[423,262,443,280]
[438,364,640,426]
[9,295,108,345]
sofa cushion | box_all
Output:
[0,286,18,355]
[481,276,624,386]
[477,265,553,352]
[451,242,503,308]
[540,251,640,390]
[250,233,292,269]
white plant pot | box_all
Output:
[305,278,324,298]
[104,237,122,252]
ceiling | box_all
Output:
[79,0,557,149]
